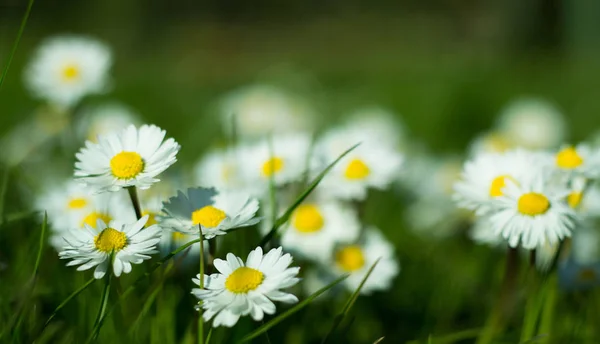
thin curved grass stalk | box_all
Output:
[321,258,381,344]
[258,143,360,248]
[0,0,35,90]
[88,238,203,340]
[198,226,205,344]
[86,254,113,343]
[239,274,349,343]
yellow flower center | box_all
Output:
[344,159,370,180]
[81,212,112,228]
[556,147,583,169]
[142,211,158,227]
[225,267,264,293]
[292,204,324,233]
[262,157,284,177]
[517,192,550,216]
[94,227,128,253]
[62,64,80,81]
[484,133,511,152]
[489,175,514,197]
[191,205,226,228]
[567,192,583,209]
[68,197,88,209]
[336,245,366,272]
[110,151,145,179]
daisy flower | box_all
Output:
[454,149,548,215]
[344,107,405,149]
[219,84,315,138]
[468,131,514,155]
[75,124,180,193]
[192,246,300,327]
[554,143,600,179]
[496,98,566,150]
[160,187,260,239]
[315,126,403,200]
[489,173,577,249]
[59,216,162,279]
[24,36,111,108]
[193,147,244,191]
[239,134,312,194]
[331,228,399,294]
[278,200,361,261]
[78,102,140,142]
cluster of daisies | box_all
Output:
[13,35,404,329]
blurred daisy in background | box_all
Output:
[344,107,405,149]
[161,187,260,239]
[315,126,403,200]
[469,131,513,155]
[75,124,180,193]
[59,215,162,279]
[192,246,300,327]
[496,98,566,150]
[469,216,503,246]
[278,200,361,261]
[489,171,576,249]
[77,102,140,142]
[554,143,600,179]
[239,133,312,194]
[331,228,399,294]
[24,36,112,108]
[218,84,315,139]
[193,147,244,191]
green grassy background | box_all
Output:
[2,1,600,343]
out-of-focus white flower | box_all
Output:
[315,126,403,200]
[469,131,514,156]
[78,102,140,142]
[192,247,300,327]
[344,107,405,149]
[59,216,162,279]
[469,216,502,246]
[75,124,180,193]
[496,98,566,150]
[193,147,244,191]
[161,187,260,239]
[219,84,315,138]
[554,144,600,180]
[279,200,360,261]
[25,36,112,108]
[331,228,399,294]
[489,173,576,249]
[239,134,312,195]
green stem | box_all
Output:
[89,263,112,342]
[127,186,143,220]
[0,0,35,90]
[198,226,205,344]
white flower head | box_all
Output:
[219,84,315,138]
[160,187,260,239]
[280,200,361,262]
[497,98,566,150]
[344,107,405,149]
[25,36,112,107]
[59,216,162,279]
[78,102,140,142]
[554,144,600,179]
[192,246,300,327]
[75,124,180,193]
[239,133,312,194]
[331,228,399,294]
[454,149,548,215]
[468,131,514,156]
[489,173,577,250]
[193,147,243,191]
[315,126,403,200]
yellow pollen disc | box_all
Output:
[110,151,145,179]
[517,192,550,216]
[489,175,514,197]
[567,192,583,209]
[344,159,370,180]
[191,205,226,228]
[62,64,80,81]
[68,198,88,209]
[81,212,112,228]
[142,211,158,227]
[292,204,324,233]
[225,267,264,293]
[262,157,284,177]
[336,245,366,272]
[94,227,128,253]
[556,147,583,169]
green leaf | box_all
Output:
[322,258,381,344]
[258,143,360,247]
[406,328,482,344]
[0,0,35,90]
[239,274,349,343]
